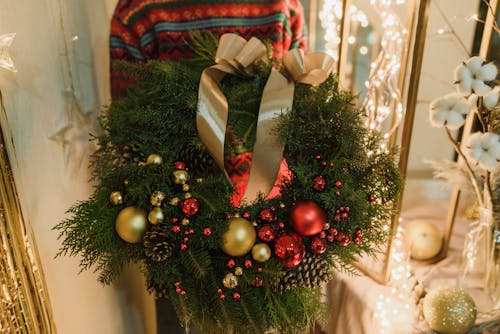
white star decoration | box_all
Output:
[0,33,17,72]
[48,90,100,175]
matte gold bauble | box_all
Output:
[148,207,164,225]
[150,190,166,207]
[252,243,272,262]
[405,219,443,260]
[109,191,123,205]
[115,206,148,243]
[146,153,163,165]
[220,217,256,257]
[222,273,238,289]
[173,170,190,185]
[423,286,476,334]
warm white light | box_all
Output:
[360,46,369,55]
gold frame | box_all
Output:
[0,91,56,333]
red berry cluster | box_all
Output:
[333,206,350,222]
[175,281,186,295]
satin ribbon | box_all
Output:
[197,34,334,204]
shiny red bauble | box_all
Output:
[259,208,276,223]
[258,225,276,242]
[274,232,306,268]
[182,198,199,216]
[289,200,326,236]
[310,236,327,254]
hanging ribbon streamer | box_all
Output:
[197,34,334,204]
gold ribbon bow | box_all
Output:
[197,34,334,205]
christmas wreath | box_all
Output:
[55,33,401,333]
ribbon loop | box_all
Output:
[197,34,334,205]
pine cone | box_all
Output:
[275,253,333,294]
[147,280,170,299]
[111,142,145,167]
[143,225,173,262]
[179,143,216,175]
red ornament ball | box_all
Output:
[258,225,276,242]
[174,161,186,170]
[313,175,327,191]
[310,237,327,254]
[259,208,276,223]
[274,232,306,268]
[289,200,326,236]
[182,198,199,216]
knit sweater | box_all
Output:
[109,0,306,99]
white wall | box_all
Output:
[0,1,155,333]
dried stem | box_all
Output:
[444,126,484,206]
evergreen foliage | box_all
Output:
[55,35,401,333]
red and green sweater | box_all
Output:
[109,0,307,99]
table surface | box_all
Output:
[324,199,500,334]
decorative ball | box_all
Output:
[313,175,326,191]
[222,273,238,289]
[252,243,272,262]
[234,267,243,276]
[182,198,199,216]
[258,225,275,242]
[423,286,476,334]
[274,232,305,268]
[109,191,123,205]
[259,208,276,223]
[148,207,164,225]
[289,200,326,236]
[220,217,257,257]
[310,237,326,254]
[405,219,443,260]
[146,153,163,165]
[150,190,166,207]
[115,206,148,243]
[173,170,190,185]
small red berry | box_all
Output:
[227,259,236,268]
[242,212,251,219]
[184,237,189,242]
[320,231,327,239]
[314,154,322,160]
[180,290,186,296]
[220,294,225,299]
[321,161,327,166]
[232,292,241,300]
[327,235,335,242]
[175,282,181,287]
[171,217,179,223]
[341,212,349,219]
[369,194,376,202]
[257,267,263,273]
[329,162,334,167]
[176,288,182,293]
[244,259,253,268]
[172,225,181,233]
[355,229,363,237]
[174,161,186,170]
[343,166,349,173]
[334,214,341,222]
[310,237,327,254]
[217,288,223,294]
[180,244,188,251]
[278,222,285,229]
[203,227,212,236]
[353,236,362,245]
[330,228,339,237]
[335,191,341,196]
[335,180,343,188]
[313,175,327,191]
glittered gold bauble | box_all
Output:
[109,191,123,205]
[150,190,166,207]
[423,286,476,334]
[220,217,256,257]
[252,243,272,262]
[405,219,443,260]
[146,153,163,165]
[115,206,148,243]
[222,272,238,289]
[148,207,164,225]
[173,170,190,185]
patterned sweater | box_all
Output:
[109,0,306,99]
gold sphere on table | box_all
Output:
[109,191,123,205]
[150,190,166,207]
[220,217,256,257]
[115,206,148,243]
[173,170,190,185]
[405,219,443,261]
[148,207,164,225]
[252,243,272,262]
[423,286,476,334]
[146,153,163,165]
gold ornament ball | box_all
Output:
[222,273,238,289]
[423,286,476,334]
[220,217,257,257]
[109,191,123,205]
[173,170,190,185]
[150,190,166,207]
[252,243,272,262]
[234,267,243,276]
[405,219,443,260]
[148,207,164,225]
[146,153,163,165]
[115,206,148,243]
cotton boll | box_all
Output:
[429,94,470,129]
[453,99,472,115]
[483,87,500,110]
[445,112,465,130]
[476,62,498,81]
[429,109,447,128]
[465,132,500,171]
[472,80,492,96]
[466,56,484,73]
[479,154,498,171]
